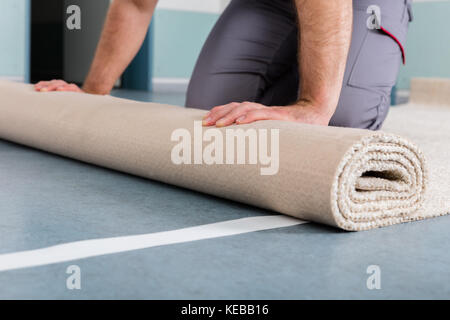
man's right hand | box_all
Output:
[34,80,83,93]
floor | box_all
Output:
[0,89,449,299]
[111,89,187,106]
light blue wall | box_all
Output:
[0,0,27,79]
[153,2,450,91]
[1,1,449,89]
[152,9,219,78]
[397,1,450,89]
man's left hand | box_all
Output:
[202,101,332,127]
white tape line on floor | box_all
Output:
[0,215,307,272]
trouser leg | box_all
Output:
[186,0,412,130]
[185,0,298,110]
[330,0,412,130]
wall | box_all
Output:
[397,0,450,89]
[1,0,449,91]
[0,0,28,81]
[0,0,227,87]
[152,0,450,92]
[151,0,228,90]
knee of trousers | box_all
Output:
[329,87,392,130]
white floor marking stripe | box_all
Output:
[0,215,307,272]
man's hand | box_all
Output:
[34,80,83,93]
[204,0,352,128]
[202,101,332,127]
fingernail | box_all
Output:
[216,119,225,127]
[40,88,48,92]
[202,118,212,126]
[236,116,246,123]
[203,112,211,119]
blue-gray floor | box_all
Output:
[0,89,448,300]
[111,88,187,106]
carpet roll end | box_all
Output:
[331,134,427,231]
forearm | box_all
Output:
[295,0,352,117]
[83,0,157,94]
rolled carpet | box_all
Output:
[0,80,445,231]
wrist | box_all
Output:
[294,98,336,119]
[82,81,111,95]
[282,102,332,126]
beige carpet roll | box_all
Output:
[0,80,444,231]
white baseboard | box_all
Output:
[0,76,25,83]
[152,77,189,92]
[157,0,231,14]
[395,89,410,105]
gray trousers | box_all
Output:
[186,0,413,130]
